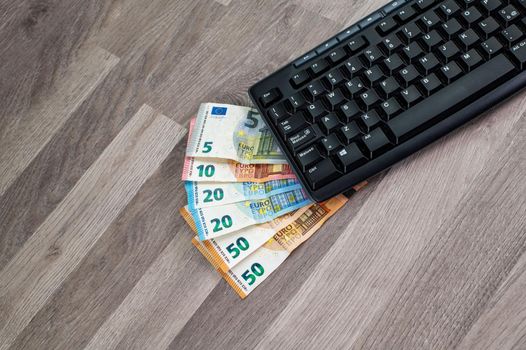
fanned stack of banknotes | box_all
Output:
[181,103,362,299]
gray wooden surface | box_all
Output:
[0,0,525,349]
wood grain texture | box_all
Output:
[0,105,185,350]
[0,45,118,195]
[0,0,525,349]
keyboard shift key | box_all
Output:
[362,128,392,158]
[336,143,367,171]
[306,159,340,190]
[297,145,323,171]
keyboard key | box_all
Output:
[325,89,346,109]
[415,0,436,11]
[344,77,366,97]
[306,80,327,100]
[418,52,441,74]
[510,39,526,69]
[384,54,405,74]
[399,65,421,87]
[362,128,392,158]
[395,5,417,23]
[310,59,330,75]
[458,29,480,50]
[400,85,423,107]
[340,101,362,122]
[383,0,408,14]
[359,89,381,110]
[343,57,366,77]
[363,46,385,66]
[359,110,382,131]
[421,30,444,51]
[381,35,404,54]
[421,73,443,95]
[348,36,368,53]
[399,23,422,43]
[381,97,404,119]
[260,88,281,107]
[440,62,463,83]
[401,42,424,63]
[325,69,346,89]
[294,51,317,68]
[268,103,289,123]
[460,7,483,27]
[364,66,385,86]
[359,12,384,28]
[337,26,359,42]
[306,159,340,189]
[419,10,442,31]
[379,76,401,97]
[279,113,307,136]
[320,113,342,134]
[306,100,327,122]
[291,70,310,88]
[479,17,501,39]
[439,0,461,19]
[481,0,503,14]
[327,48,348,64]
[459,49,484,71]
[501,25,524,46]
[481,37,504,58]
[315,38,339,55]
[437,41,461,63]
[297,145,323,171]
[320,134,342,155]
[387,54,516,143]
[498,5,520,26]
[442,19,463,39]
[336,144,367,171]
[340,121,362,143]
[288,92,307,111]
[288,125,322,152]
[377,17,398,35]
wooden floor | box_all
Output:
[0,0,525,349]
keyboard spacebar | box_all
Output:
[387,54,516,143]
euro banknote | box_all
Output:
[185,207,310,272]
[181,157,296,183]
[220,195,348,298]
[189,189,312,240]
[185,179,302,209]
[185,103,287,164]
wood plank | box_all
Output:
[353,115,526,349]
[146,0,341,124]
[167,175,385,350]
[84,235,220,350]
[10,143,189,350]
[0,45,119,195]
[0,105,186,350]
[458,252,526,350]
[249,96,526,349]
[293,0,390,26]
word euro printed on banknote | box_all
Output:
[190,189,312,240]
[185,104,287,164]
[182,207,309,272]
[220,195,348,298]
[185,179,302,209]
[182,157,296,183]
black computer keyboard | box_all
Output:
[249,0,526,202]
